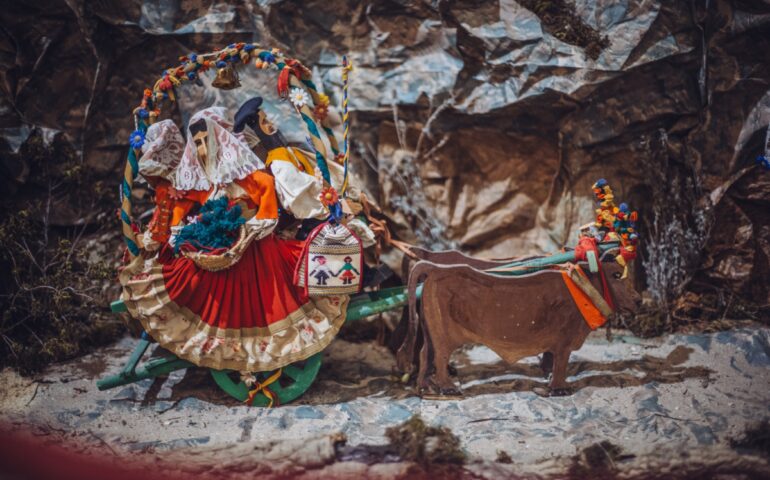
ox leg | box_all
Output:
[416,342,431,392]
[548,349,574,396]
[429,339,463,398]
[540,352,554,377]
[395,300,419,374]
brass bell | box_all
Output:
[212,65,240,90]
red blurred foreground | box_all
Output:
[0,426,184,480]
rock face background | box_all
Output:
[2,0,769,315]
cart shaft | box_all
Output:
[96,334,194,392]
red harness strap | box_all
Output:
[597,261,616,311]
[574,236,616,311]
[573,236,598,262]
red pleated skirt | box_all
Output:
[161,235,308,330]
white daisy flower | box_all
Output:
[289,87,309,108]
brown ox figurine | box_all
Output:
[393,247,545,372]
[404,258,641,397]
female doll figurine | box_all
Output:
[120,107,348,374]
[336,256,360,285]
[134,119,186,251]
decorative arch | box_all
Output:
[120,43,351,257]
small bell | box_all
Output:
[212,64,240,90]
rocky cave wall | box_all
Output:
[2,0,769,313]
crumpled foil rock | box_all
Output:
[1,0,769,306]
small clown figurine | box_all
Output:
[592,178,617,241]
[612,203,639,279]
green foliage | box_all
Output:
[385,415,466,467]
[0,132,124,375]
[569,440,630,478]
[174,197,244,253]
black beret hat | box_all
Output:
[233,97,263,133]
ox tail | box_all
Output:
[395,260,434,375]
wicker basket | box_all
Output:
[181,225,259,272]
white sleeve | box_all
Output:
[245,218,278,241]
[270,162,327,220]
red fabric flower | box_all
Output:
[319,187,339,207]
[313,103,329,121]
[159,77,172,91]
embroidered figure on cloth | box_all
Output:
[336,256,360,285]
[308,255,335,285]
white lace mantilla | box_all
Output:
[175,107,265,192]
[138,120,185,182]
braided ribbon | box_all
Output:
[120,44,345,258]
[244,368,282,407]
[120,142,141,256]
[340,56,352,195]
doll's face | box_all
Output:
[193,131,208,166]
[189,119,209,166]
[258,110,276,136]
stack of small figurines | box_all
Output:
[584,178,639,278]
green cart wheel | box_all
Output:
[210,352,323,407]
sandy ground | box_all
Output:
[1,325,769,478]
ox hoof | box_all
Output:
[549,387,574,397]
[533,386,574,397]
[420,385,464,400]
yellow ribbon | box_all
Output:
[244,368,282,407]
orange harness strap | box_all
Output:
[561,265,610,330]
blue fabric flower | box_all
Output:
[190,54,198,62]
[137,108,149,119]
[244,44,255,52]
[757,155,770,170]
[187,71,197,80]
[216,60,227,69]
[258,51,275,63]
[129,130,145,149]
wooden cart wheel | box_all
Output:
[210,352,323,407]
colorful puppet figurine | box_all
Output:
[135,119,186,250]
[337,256,360,285]
[234,97,330,220]
[308,255,335,286]
[592,178,617,241]
[612,202,639,278]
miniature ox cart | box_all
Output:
[100,44,640,406]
